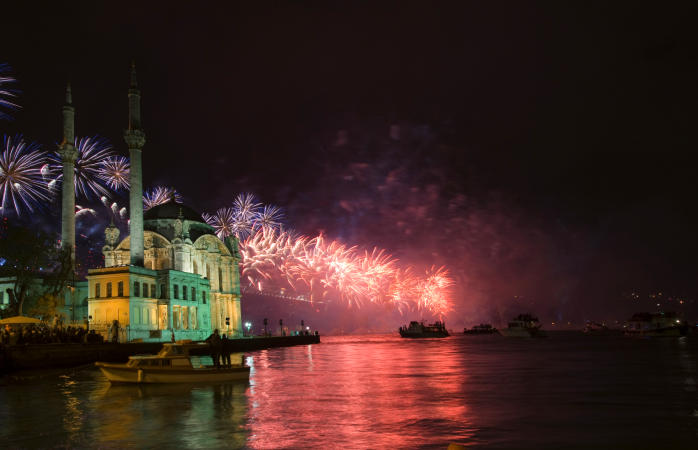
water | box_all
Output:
[2,332,697,449]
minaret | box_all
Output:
[57,83,77,264]
[124,62,146,267]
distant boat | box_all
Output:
[399,321,450,338]
[96,340,250,384]
[622,311,690,337]
[464,324,497,334]
[582,321,610,333]
[498,314,548,338]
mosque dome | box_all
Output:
[143,200,206,223]
[142,199,216,242]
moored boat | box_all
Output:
[622,311,690,337]
[399,321,450,338]
[498,314,548,338]
[464,324,497,334]
[95,340,250,384]
[582,321,610,333]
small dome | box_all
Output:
[143,200,206,223]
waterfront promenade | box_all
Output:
[0,334,320,373]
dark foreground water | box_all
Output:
[1,332,698,449]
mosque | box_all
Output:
[53,65,243,341]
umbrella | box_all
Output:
[0,316,43,325]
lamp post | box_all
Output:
[225,317,230,335]
[263,318,268,337]
[301,319,304,336]
[279,319,283,336]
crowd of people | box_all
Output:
[0,316,106,345]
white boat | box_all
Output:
[622,311,690,337]
[399,320,450,338]
[95,340,250,384]
[498,314,548,338]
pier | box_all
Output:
[0,334,320,373]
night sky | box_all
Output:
[4,1,697,328]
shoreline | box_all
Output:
[0,334,320,374]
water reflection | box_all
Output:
[2,334,698,449]
[1,368,249,449]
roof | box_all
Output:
[143,200,206,223]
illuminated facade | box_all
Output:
[79,66,243,341]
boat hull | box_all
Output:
[96,363,251,384]
[622,325,689,338]
[498,329,548,338]
[399,331,450,338]
[463,330,497,335]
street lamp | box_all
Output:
[279,319,283,336]
[263,318,268,336]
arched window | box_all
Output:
[106,282,113,298]
[160,284,166,299]
[118,281,124,297]
[134,282,140,297]
[206,264,211,280]
[133,307,140,325]
[219,267,223,291]
[191,287,196,302]
[95,283,101,298]
[143,282,148,298]
[150,284,156,298]
[183,286,187,300]
[202,291,207,304]
[174,285,179,299]
[193,261,198,275]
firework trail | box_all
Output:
[119,207,127,220]
[239,227,454,317]
[99,156,130,191]
[75,205,97,221]
[50,136,115,200]
[0,64,19,120]
[0,135,49,217]
[143,186,182,211]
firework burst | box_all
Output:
[239,227,454,317]
[99,156,130,191]
[203,207,236,240]
[50,136,115,200]
[253,204,285,231]
[143,186,182,211]
[0,64,20,120]
[0,135,49,217]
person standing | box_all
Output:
[220,334,231,367]
[205,329,222,369]
[111,320,120,343]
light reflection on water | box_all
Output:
[1,333,697,449]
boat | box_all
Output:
[622,311,690,337]
[95,340,250,384]
[399,321,450,338]
[498,314,548,338]
[463,324,497,334]
[582,321,610,333]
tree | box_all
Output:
[0,221,71,317]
